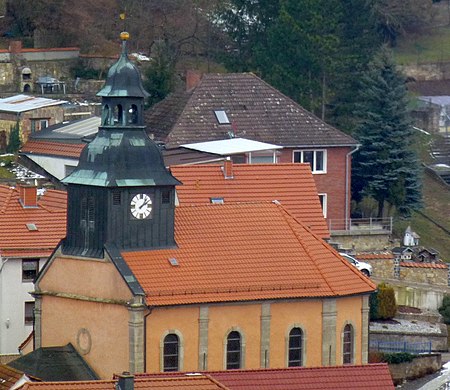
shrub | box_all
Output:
[439,294,450,324]
[381,352,416,364]
[377,283,397,320]
[369,290,380,320]
[6,123,21,153]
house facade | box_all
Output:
[33,34,374,379]
[145,72,359,226]
[0,95,66,150]
[0,184,66,355]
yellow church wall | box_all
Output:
[336,295,363,364]
[207,303,261,370]
[41,295,130,379]
[269,299,323,367]
[146,305,200,372]
[39,255,133,301]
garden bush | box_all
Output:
[439,294,450,324]
[377,282,397,319]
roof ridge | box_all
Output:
[0,187,15,214]
[276,203,336,295]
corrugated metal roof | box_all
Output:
[0,94,67,113]
[48,116,100,137]
[418,96,450,106]
[181,138,282,155]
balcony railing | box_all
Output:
[328,217,393,235]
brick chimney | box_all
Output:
[186,70,202,91]
[9,40,23,55]
[116,372,134,390]
[18,183,38,208]
[223,158,234,179]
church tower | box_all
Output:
[62,32,180,258]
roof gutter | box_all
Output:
[345,144,361,230]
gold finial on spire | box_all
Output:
[120,31,130,41]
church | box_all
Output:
[33,32,375,379]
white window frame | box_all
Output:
[318,193,327,218]
[292,149,327,174]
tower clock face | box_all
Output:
[130,193,152,219]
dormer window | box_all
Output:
[214,110,230,124]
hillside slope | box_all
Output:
[394,172,450,261]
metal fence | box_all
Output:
[327,217,393,234]
[369,340,432,354]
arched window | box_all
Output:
[113,104,123,125]
[226,331,241,369]
[163,333,179,371]
[128,104,138,124]
[343,324,354,364]
[102,104,110,125]
[288,327,303,367]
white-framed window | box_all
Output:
[318,193,327,218]
[293,150,327,173]
[30,119,49,133]
[248,151,277,164]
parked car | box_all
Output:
[339,253,372,277]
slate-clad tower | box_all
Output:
[62,32,180,258]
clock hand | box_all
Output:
[139,199,150,210]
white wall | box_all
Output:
[25,154,78,180]
[0,257,46,354]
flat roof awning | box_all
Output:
[181,138,282,155]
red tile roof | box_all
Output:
[171,163,329,239]
[206,364,394,390]
[122,203,374,306]
[136,364,394,390]
[0,185,66,258]
[400,261,448,269]
[21,140,85,159]
[356,252,394,260]
[0,364,26,390]
[145,73,357,148]
[19,375,229,389]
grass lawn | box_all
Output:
[0,166,15,179]
[394,26,450,65]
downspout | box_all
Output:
[143,306,153,372]
[345,145,361,230]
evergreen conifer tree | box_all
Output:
[6,123,21,153]
[352,46,422,217]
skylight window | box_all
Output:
[26,223,38,231]
[214,110,230,124]
[168,258,179,266]
[210,197,224,204]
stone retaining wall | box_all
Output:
[400,267,448,286]
[388,354,442,386]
